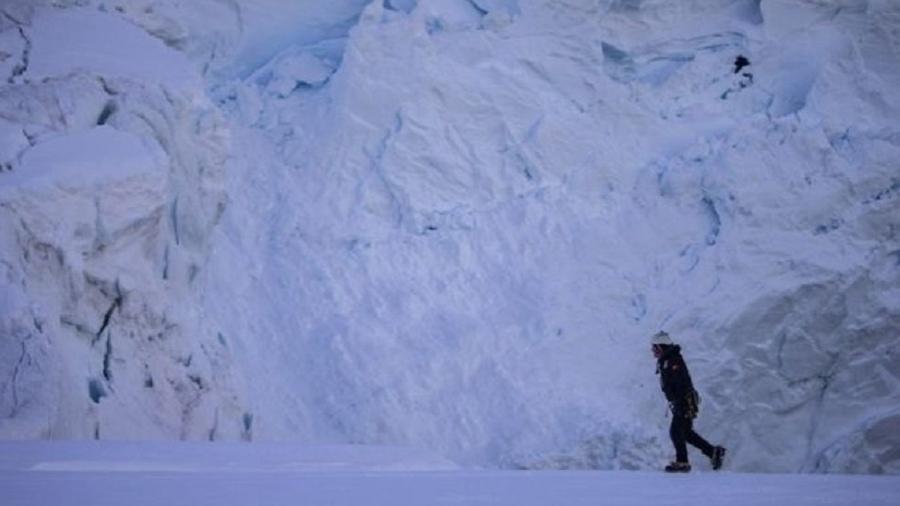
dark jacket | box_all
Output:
[656,345,700,417]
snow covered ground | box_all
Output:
[1,441,899,506]
[1,0,899,477]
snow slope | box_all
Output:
[1,0,899,475]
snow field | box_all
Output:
[1,442,900,506]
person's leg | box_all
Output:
[669,413,689,463]
[685,425,715,458]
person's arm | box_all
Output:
[666,356,692,405]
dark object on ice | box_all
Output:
[733,55,753,88]
[651,331,727,471]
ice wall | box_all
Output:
[1,0,899,474]
[0,4,245,440]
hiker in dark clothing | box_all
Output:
[652,331,726,472]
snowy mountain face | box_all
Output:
[1,0,898,474]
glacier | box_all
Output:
[0,0,898,475]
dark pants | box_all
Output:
[670,412,714,463]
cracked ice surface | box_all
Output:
[1,0,899,475]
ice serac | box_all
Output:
[0,6,243,440]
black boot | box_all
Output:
[711,446,726,470]
[664,461,691,473]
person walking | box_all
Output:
[652,330,726,472]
